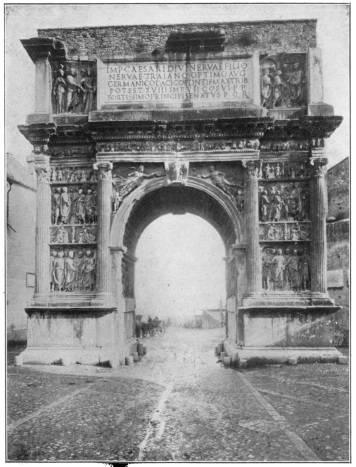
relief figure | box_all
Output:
[262,249,274,290]
[113,165,162,204]
[82,250,96,291]
[60,187,71,224]
[64,250,76,292]
[201,166,242,201]
[52,188,61,225]
[270,248,285,291]
[81,68,96,113]
[75,189,86,224]
[52,250,65,292]
[299,251,310,291]
[66,68,84,113]
[52,65,67,114]
[50,250,57,292]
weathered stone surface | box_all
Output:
[38,20,317,58]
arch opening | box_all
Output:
[110,182,244,341]
[121,184,239,256]
[135,213,226,325]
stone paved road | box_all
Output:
[7,327,349,462]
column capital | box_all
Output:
[34,154,51,183]
[242,160,260,179]
[310,157,328,177]
[93,162,113,181]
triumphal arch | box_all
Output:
[18,20,343,366]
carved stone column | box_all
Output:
[243,161,261,295]
[33,154,51,303]
[94,162,113,297]
[310,158,328,294]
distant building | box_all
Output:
[7,153,36,343]
[194,311,203,328]
[326,157,349,345]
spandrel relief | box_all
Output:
[262,246,310,292]
[259,161,309,180]
[50,166,97,183]
[50,248,96,293]
[259,182,310,222]
[259,222,310,241]
[51,185,97,225]
[191,164,244,209]
[112,164,164,210]
[50,225,97,244]
[51,62,97,115]
[260,53,307,109]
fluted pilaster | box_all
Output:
[243,160,261,294]
[94,162,113,295]
[34,154,51,300]
[310,158,328,293]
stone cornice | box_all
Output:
[18,116,343,156]
[21,37,67,62]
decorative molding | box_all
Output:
[242,160,260,179]
[309,157,328,177]
[93,162,113,181]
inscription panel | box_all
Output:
[98,58,253,108]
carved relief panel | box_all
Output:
[259,222,311,242]
[51,184,97,225]
[258,161,310,180]
[50,247,96,293]
[260,140,310,152]
[98,138,260,154]
[261,245,311,292]
[51,61,97,114]
[259,181,310,223]
[260,53,307,109]
[50,225,97,244]
[50,166,97,183]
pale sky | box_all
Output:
[135,214,226,320]
[4,3,350,319]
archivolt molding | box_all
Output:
[109,176,245,253]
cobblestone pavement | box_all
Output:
[7,327,349,462]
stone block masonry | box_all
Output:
[38,20,317,59]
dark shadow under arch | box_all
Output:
[123,184,238,255]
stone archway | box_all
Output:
[109,177,245,363]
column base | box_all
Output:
[223,341,342,368]
[227,304,340,349]
[242,291,336,307]
[29,292,116,309]
[19,346,119,366]
[19,307,137,366]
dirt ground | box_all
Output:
[7,327,349,462]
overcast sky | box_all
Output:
[5,3,350,318]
